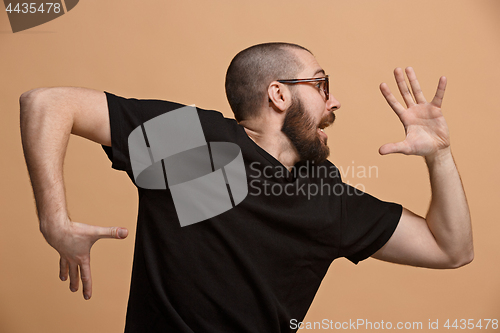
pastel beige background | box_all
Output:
[1,1,499,332]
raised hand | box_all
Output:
[43,218,128,300]
[379,67,450,157]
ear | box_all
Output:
[267,81,292,112]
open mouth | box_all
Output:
[317,115,334,141]
[317,126,328,141]
[319,112,335,129]
[318,123,330,131]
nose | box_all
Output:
[327,95,341,111]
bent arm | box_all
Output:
[373,148,473,268]
[20,87,127,300]
[372,67,473,269]
[20,87,110,231]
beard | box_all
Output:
[281,97,334,164]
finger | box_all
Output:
[405,67,427,104]
[69,263,79,292]
[394,67,416,108]
[59,257,69,281]
[80,260,92,300]
[380,83,405,116]
[431,76,447,108]
[95,226,129,240]
[379,141,412,155]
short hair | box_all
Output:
[225,42,312,122]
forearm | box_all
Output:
[20,88,72,237]
[425,147,473,266]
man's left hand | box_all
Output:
[379,67,449,158]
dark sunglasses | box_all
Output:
[277,75,329,100]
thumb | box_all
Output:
[95,226,129,240]
[379,141,411,155]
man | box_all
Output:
[20,43,473,332]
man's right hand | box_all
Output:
[20,87,120,300]
[42,218,128,300]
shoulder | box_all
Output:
[195,106,243,143]
[104,92,186,123]
[106,92,243,144]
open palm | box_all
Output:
[379,67,449,157]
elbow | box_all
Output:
[459,249,474,267]
[447,249,474,269]
[20,88,48,118]
[19,89,35,106]
[20,88,55,128]
[20,88,50,109]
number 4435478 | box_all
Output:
[444,319,498,330]
[5,3,62,14]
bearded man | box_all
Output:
[20,42,473,333]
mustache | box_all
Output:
[318,112,335,129]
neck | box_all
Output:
[240,118,300,171]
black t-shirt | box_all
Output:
[102,92,402,333]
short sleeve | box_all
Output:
[101,92,185,173]
[338,184,402,264]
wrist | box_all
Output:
[39,213,70,240]
[425,146,452,164]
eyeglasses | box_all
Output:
[277,75,329,100]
